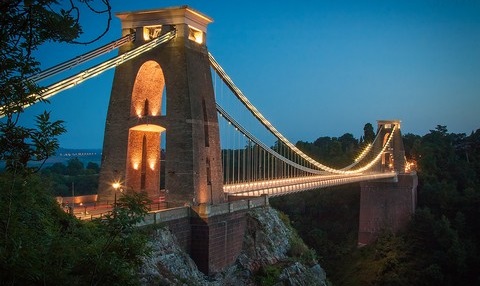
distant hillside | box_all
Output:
[0,148,103,169]
[45,148,102,167]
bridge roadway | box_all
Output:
[224,172,397,197]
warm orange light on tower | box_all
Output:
[188,26,204,44]
[131,61,164,117]
[404,160,417,173]
[126,126,163,195]
[133,162,139,170]
[143,25,162,41]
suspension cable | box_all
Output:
[219,101,397,176]
[30,33,136,83]
[339,126,382,170]
[211,52,393,174]
[217,103,325,174]
[0,30,176,117]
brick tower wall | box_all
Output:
[358,173,418,246]
[190,210,247,275]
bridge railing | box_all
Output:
[139,206,190,227]
[192,195,269,218]
[136,195,269,226]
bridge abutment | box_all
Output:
[358,172,417,246]
[141,196,269,275]
[190,206,248,275]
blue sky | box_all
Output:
[19,0,480,148]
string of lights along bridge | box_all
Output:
[5,9,412,200]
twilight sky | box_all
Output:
[19,0,480,149]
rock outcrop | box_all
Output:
[139,206,328,285]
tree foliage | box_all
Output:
[0,0,111,174]
[0,172,150,285]
[41,158,100,196]
[0,111,66,172]
[296,131,362,168]
[274,125,480,285]
[0,1,80,173]
[363,123,375,143]
[0,1,155,285]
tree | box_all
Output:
[0,1,156,284]
[0,0,111,174]
[1,1,78,173]
[66,157,84,176]
[338,133,358,153]
[403,133,421,161]
[0,172,151,285]
[277,125,480,285]
[86,161,100,173]
[49,161,67,175]
[363,123,375,143]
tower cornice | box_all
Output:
[116,5,213,32]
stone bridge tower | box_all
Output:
[98,6,224,206]
[371,120,406,173]
[358,120,417,246]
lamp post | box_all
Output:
[112,182,121,207]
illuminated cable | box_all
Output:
[0,30,176,117]
[210,52,396,174]
[30,33,136,83]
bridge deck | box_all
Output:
[224,172,397,197]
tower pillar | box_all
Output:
[358,173,418,246]
[358,120,417,245]
[98,6,224,206]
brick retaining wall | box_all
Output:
[140,195,269,274]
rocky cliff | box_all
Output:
[139,206,328,285]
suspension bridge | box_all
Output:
[4,6,417,275]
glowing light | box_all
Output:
[131,60,164,117]
[130,124,166,132]
[404,159,416,173]
[133,162,139,170]
[188,26,203,44]
[224,173,396,196]
[143,25,162,41]
[112,182,121,190]
[354,144,372,162]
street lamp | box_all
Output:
[112,182,121,207]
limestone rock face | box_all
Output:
[278,262,328,286]
[139,228,207,285]
[240,206,292,268]
[139,207,328,285]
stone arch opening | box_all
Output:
[126,124,166,196]
[131,60,165,117]
[382,132,393,171]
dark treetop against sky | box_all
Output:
[18,0,480,149]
